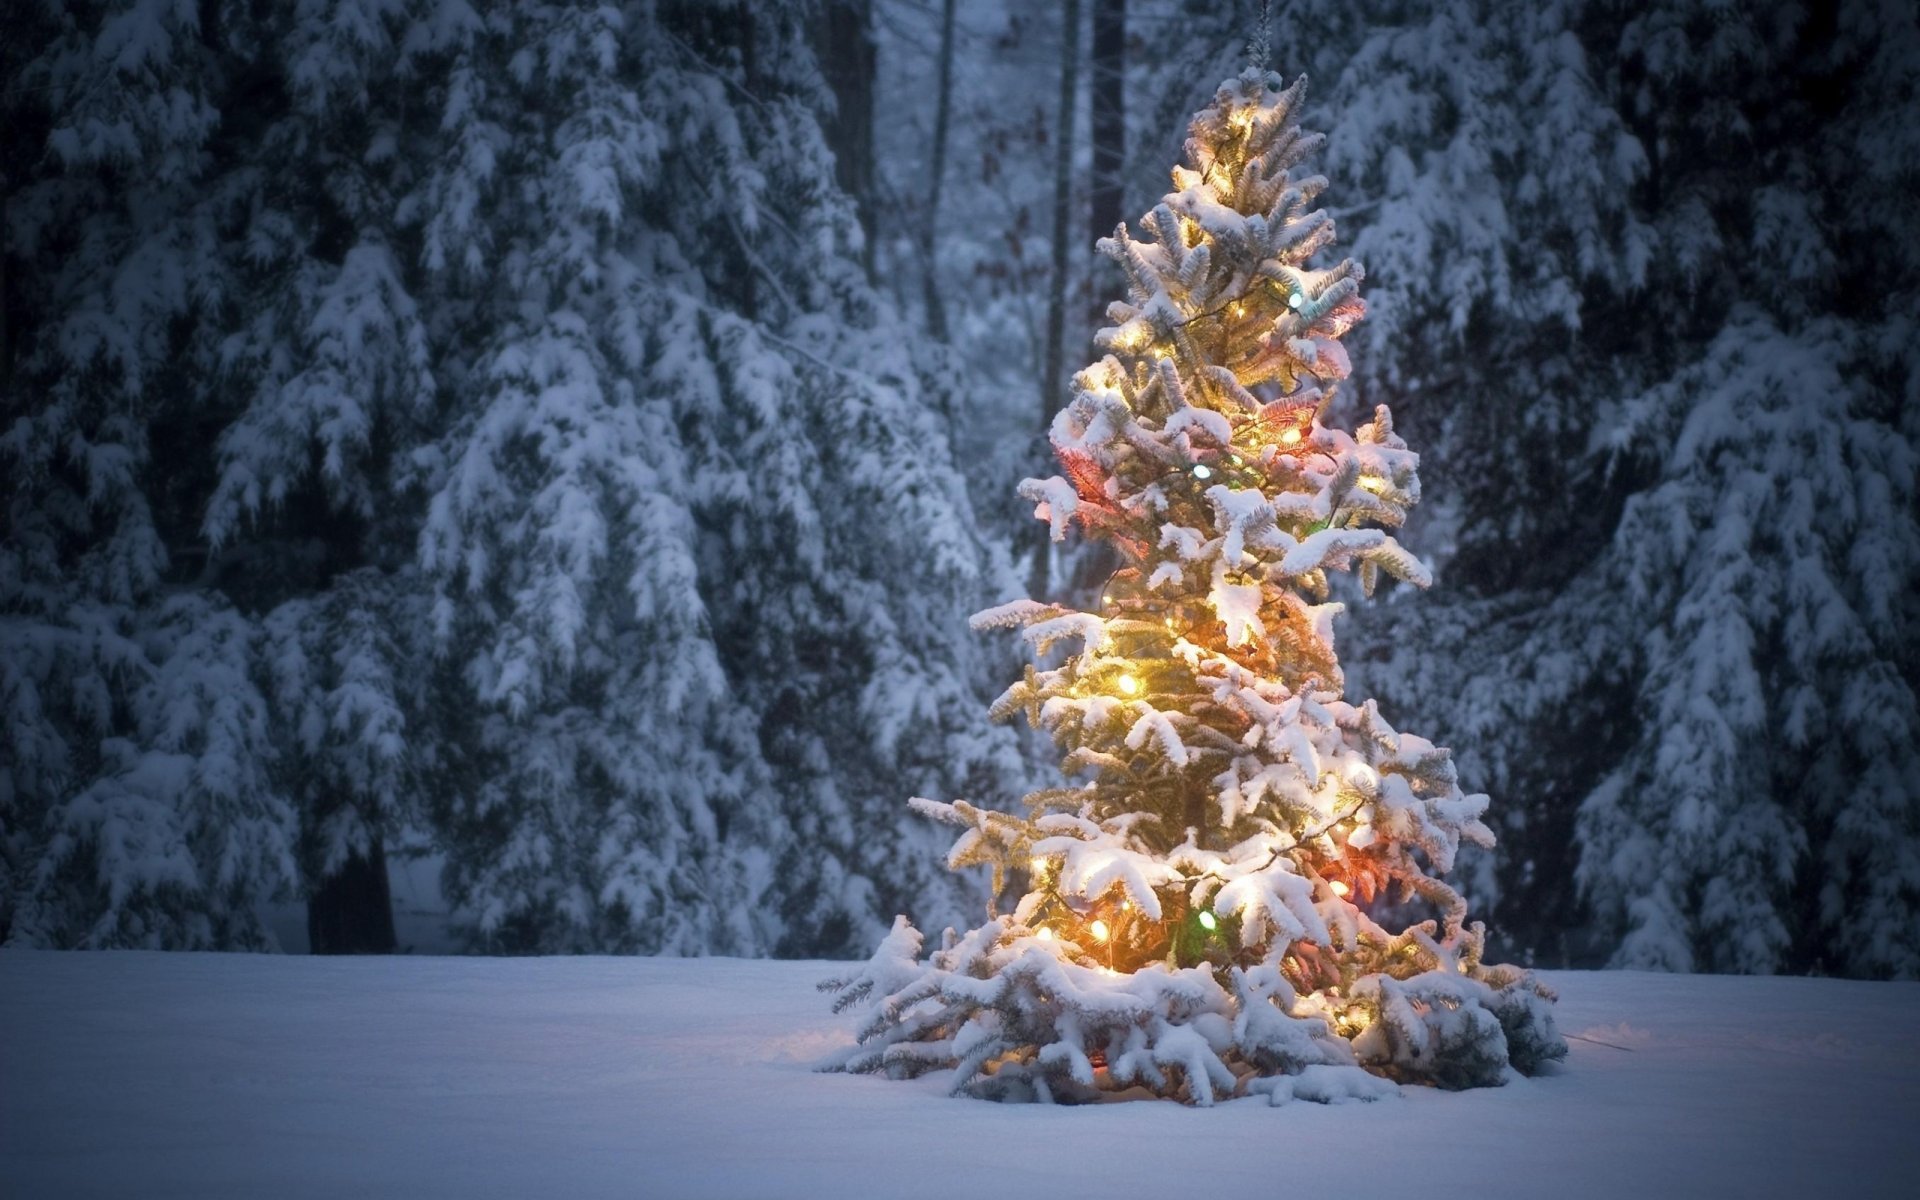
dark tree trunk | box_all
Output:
[1035,0,1082,603]
[1088,0,1126,305]
[920,0,958,340]
[1067,0,1127,605]
[1,183,9,393]
[308,838,397,954]
[815,0,878,281]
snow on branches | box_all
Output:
[826,68,1563,1103]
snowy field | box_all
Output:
[3,953,1916,1199]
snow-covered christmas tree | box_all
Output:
[824,68,1565,1104]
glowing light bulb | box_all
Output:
[1089,919,1110,942]
[1116,674,1142,697]
[1279,428,1303,447]
[1288,292,1305,309]
[1358,475,1387,493]
[1197,910,1218,932]
[1191,464,1213,480]
[1120,899,1132,912]
[1037,927,1054,941]
[1329,880,1351,898]
[1030,856,1050,877]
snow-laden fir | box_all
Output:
[823,70,1562,1104]
[2,1,1023,955]
[1085,0,1920,976]
[4,0,1916,977]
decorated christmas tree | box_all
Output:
[824,68,1565,1105]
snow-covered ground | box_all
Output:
[2,953,1915,1199]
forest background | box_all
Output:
[4,0,1915,978]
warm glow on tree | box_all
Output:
[827,66,1565,1106]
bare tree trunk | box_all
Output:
[1,182,9,393]
[308,835,398,954]
[1034,0,1082,602]
[1088,0,1126,320]
[1066,0,1127,604]
[920,0,958,340]
[816,0,878,282]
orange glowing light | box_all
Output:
[1329,880,1351,898]
[1279,427,1303,446]
[1089,919,1111,942]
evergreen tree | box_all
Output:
[2,0,299,948]
[1311,0,1920,976]
[826,70,1563,1104]
[1555,0,1920,978]
[408,0,1025,955]
[4,0,1023,956]
[1136,0,1920,978]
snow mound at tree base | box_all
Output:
[820,915,1563,1103]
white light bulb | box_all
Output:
[1192,464,1213,480]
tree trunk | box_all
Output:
[308,838,397,954]
[815,0,878,281]
[1088,0,1126,310]
[920,0,958,340]
[1034,0,1083,602]
[1,182,9,393]
[1067,0,1127,604]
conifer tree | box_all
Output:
[826,69,1564,1103]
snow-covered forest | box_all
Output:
[4,0,1917,979]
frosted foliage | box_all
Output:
[1319,1,1649,359]
[2,0,297,947]
[6,597,296,950]
[1577,316,1920,975]
[4,0,1021,953]
[405,2,1024,954]
[828,71,1562,1102]
[263,572,427,883]
[1289,0,1920,977]
[209,244,436,547]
